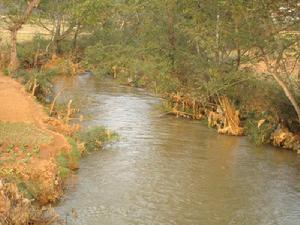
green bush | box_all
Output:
[17,35,50,68]
[56,152,71,178]
[67,137,81,160]
[244,113,277,145]
[76,126,118,153]
[55,138,81,178]
[15,68,58,102]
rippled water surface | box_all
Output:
[55,74,300,225]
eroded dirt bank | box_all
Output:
[0,73,71,224]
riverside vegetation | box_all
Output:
[0,0,299,224]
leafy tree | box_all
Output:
[35,0,111,56]
[1,0,41,72]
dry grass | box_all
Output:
[0,179,61,225]
[0,19,52,45]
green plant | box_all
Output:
[76,126,118,153]
[33,146,40,155]
[67,137,81,159]
[15,69,58,102]
[20,145,27,153]
[17,35,50,68]
[56,152,70,178]
[244,114,277,145]
[6,144,14,153]
[2,68,9,76]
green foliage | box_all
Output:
[76,126,117,153]
[17,35,49,68]
[1,0,31,17]
[56,137,81,178]
[2,0,300,148]
[244,113,277,145]
[2,68,10,76]
[0,169,39,201]
[15,68,58,102]
[55,128,117,178]
[56,152,71,178]
[67,137,81,160]
[17,181,39,200]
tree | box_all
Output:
[36,0,76,56]
[244,0,300,123]
[2,0,41,72]
[35,0,111,56]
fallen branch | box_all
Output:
[66,99,73,123]
[31,78,39,96]
[49,88,64,116]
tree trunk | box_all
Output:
[166,1,176,71]
[72,24,80,52]
[235,25,241,71]
[8,29,19,72]
[7,0,41,73]
[52,15,62,56]
[33,41,40,68]
[215,14,220,65]
[236,46,241,71]
[272,71,300,123]
[261,45,300,124]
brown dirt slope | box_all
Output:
[0,74,46,124]
[0,73,74,216]
[0,73,70,158]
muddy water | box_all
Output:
[55,74,300,225]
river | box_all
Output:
[55,74,300,225]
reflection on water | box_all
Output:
[55,75,300,225]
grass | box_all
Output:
[76,126,118,153]
[0,122,52,146]
[55,128,118,179]
[56,137,81,178]
[56,152,71,178]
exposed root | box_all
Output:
[168,92,206,119]
[272,125,300,153]
[167,93,243,136]
[217,96,244,136]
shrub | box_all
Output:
[56,152,71,178]
[55,137,82,178]
[76,126,118,153]
[67,137,81,170]
[15,68,58,102]
[17,35,50,69]
[244,113,277,145]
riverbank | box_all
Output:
[111,75,300,154]
[0,73,71,223]
[0,72,114,224]
[162,92,300,154]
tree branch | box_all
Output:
[8,0,41,31]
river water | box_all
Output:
[55,74,300,225]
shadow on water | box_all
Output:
[55,75,300,225]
